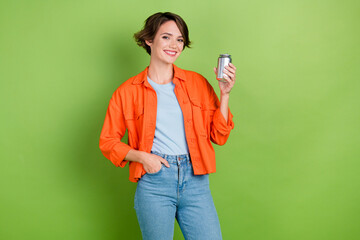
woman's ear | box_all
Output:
[145,40,152,47]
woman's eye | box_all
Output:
[178,39,184,42]
[162,36,169,39]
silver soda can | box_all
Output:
[216,54,232,82]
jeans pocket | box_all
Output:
[146,164,164,175]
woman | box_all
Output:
[99,12,236,240]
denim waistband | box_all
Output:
[151,151,191,164]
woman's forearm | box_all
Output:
[219,93,229,123]
[124,149,145,164]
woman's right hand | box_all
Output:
[141,152,170,174]
[124,150,170,174]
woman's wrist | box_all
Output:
[220,93,230,101]
[124,149,146,164]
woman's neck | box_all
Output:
[147,59,174,85]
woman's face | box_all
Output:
[146,20,184,65]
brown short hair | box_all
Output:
[134,12,191,55]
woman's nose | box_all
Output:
[169,39,177,48]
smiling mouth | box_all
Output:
[164,50,177,56]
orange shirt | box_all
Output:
[99,64,234,182]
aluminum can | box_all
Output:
[216,54,232,82]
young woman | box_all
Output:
[99,12,236,240]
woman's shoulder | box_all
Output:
[178,67,216,102]
[114,67,148,92]
[184,70,215,95]
[178,67,209,86]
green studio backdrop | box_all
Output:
[1,0,359,239]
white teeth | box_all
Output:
[165,50,176,56]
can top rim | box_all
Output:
[219,54,231,57]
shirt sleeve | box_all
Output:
[99,91,132,167]
[210,106,235,145]
[205,79,235,145]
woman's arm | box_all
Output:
[99,91,169,173]
[124,149,170,173]
[219,93,230,123]
[99,92,132,167]
[205,62,236,145]
[214,62,236,123]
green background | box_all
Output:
[1,0,359,239]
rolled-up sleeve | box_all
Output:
[212,107,234,135]
[203,78,235,145]
[210,106,234,145]
[99,91,132,167]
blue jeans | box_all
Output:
[134,151,222,240]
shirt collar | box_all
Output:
[132,64,186,85]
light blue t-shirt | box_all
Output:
[147,76,189,155]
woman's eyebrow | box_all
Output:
[160,32,183,38]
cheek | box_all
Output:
[153,39,164,49]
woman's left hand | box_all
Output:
[213,62,236,95]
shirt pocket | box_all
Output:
[189,98,216,139]
[124,106,144,142]
[124,106,144,120]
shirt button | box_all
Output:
[183,100,188,104]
